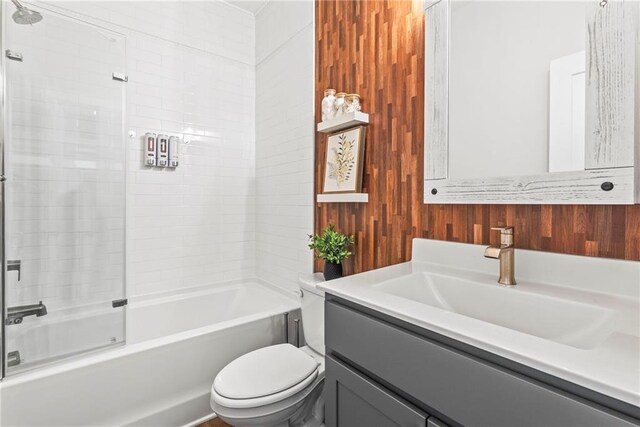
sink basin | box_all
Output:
[373,273,617,350]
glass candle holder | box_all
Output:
[344,94,361,113]
[322,89,337,121]
[334,92,347,117]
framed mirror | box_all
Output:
[423,0,640,204]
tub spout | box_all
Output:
[5,301,48,325]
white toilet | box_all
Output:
[210,275,325,427]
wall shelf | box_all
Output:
[317,193,369,203]
[317,111,369,133]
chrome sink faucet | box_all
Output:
[484,226,516,286]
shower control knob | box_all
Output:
[14,318,22,324]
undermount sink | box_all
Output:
[373,273,617,350]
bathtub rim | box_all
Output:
[127,276,299,308]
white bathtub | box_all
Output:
[0,280,299,426]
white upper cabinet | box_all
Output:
[424,0,640,204]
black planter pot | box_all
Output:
[323,262,343,281]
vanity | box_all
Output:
[318,239,640,426]
[316,1,640,424]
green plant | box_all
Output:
[308,224,354,264]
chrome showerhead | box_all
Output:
[10,0,42,25]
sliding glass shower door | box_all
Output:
[2,6,127,375]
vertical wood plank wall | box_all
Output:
[314,0,640,275]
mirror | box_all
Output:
[424,0,639,204]
[449,1,586,179]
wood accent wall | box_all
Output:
[314,0,640,275]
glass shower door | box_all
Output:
[2,7,127,374]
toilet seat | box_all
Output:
[212,344,320,409]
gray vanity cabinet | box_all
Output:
[326,355,429,427]
[325,297,640,427]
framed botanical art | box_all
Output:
[322,126,366,193]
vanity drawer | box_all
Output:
[326,355,428,427]
[325,301,639,427]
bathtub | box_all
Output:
[0,280,300,426]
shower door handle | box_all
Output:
[7,260,21,282]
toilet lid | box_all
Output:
[214,344,319,400]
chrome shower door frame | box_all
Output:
[1,0,7,380]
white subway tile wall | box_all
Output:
[127,44,256,297]
[255,1,314,292]
[50,1,254,65]
[6,0,314,303]
[18,1,257,300]
[121,7,256,297]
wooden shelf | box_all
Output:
[317,111,369,133]
[317,193,369,203]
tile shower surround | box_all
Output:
[6,0,314,307]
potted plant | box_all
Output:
[308,224,355,280]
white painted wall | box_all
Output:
[255,1,315,293]
[448,1,586,180]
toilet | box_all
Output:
[210,275,325,427]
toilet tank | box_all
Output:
[299,274,325,356]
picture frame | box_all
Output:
[322,125,366,194]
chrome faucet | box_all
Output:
[484,226,516,286]
[5,301,48,325]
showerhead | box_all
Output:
[10,0,42,25]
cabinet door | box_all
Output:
[326,355,428,427]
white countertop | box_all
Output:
[317,239,640,407]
